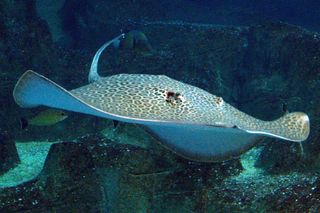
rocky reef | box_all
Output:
[0,131,19,175]
[1,130,320,212]
[0,0,320,212]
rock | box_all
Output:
[80,132,243,212]
[0,131,20,175]
[261,174,320,212]
[66,133,320,212]
[0,142,106,212]
[1,130,320,212]
[254,140,305,174]
[56,1,320,50]
[0,132,243,212]
[37,142,106,211]
[206,171,320,212]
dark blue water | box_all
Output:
[42,0,320,49]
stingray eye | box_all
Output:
[214,97,224,107]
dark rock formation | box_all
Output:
[1,132,320,212]
[0,142,105,212]
[0,133,242,212]
[4,133,320,212]
[260,174,320,212]
[56,0,320,50]
[0,131,20,175]
[78,132,244,212]
[208,172,320,212]
[38,142,106,211]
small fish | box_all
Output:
[118,30,153,53]
[20,109,68,129]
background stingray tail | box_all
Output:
[262,112,310,142]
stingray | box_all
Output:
[13,33,310,162]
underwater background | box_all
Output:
[0,0,320,212]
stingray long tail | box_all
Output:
[88,33,125,83]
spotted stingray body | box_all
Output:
[13,33,310,162]
[72,73,309,142]
[72,74,224,125]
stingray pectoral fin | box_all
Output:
[13,70,117,120]
[246,112,310,142]
[145,123,262,162]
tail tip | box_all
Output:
[300,113,310,141]
[288,112,310,142]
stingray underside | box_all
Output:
[13,70,266,162]
[144,124,262,162]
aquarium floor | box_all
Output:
[0,142,53,188]
[0,140,318,206]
